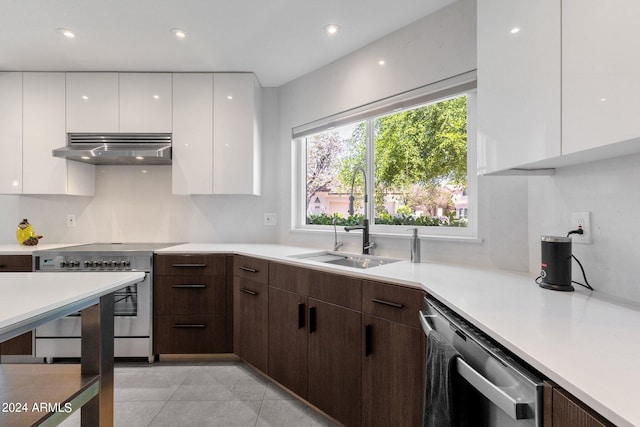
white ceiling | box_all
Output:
[0,0,455,87]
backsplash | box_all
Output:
[528,151,640,303]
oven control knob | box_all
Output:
[71,260,79,268]
[121,260,130,268]
[84,261,91,268]
[60,260,68,268]
[92,260,101,268]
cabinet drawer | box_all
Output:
[233,256,269,284]
[0,255,32,272]
[154,315,226,354]
[269,262,312,294]
[154,275,225,315]
[308,270,361,311]
[154,254,226,276]
[362,280,424,328]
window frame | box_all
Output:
[291,71,478,240]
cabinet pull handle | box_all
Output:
[172,284,206,289]
[372,298,404,309]
[239,266,258,273]
[365,324,373,356]
[172,263,207,268]
[240,288,257,296]
[172,324,206,328]
[309,306,317,333]
[298,303,305,329]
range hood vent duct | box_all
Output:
[53,133,172,165]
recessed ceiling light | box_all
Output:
[55,28,76,39]
[600,98,607,102]
[153,95,160,99]
[510,27,520,34]
[141,170,148,174]
[227,95,233,100]
[378,59,386,66]
[81,95,89,100]
[170,28,188,39]
[325,24,339,36]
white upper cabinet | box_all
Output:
[477,0,561,174]
[478,0,640,173]
[562,0,640,155]
[0,72,23,194]
[23,73,94,195]
[213,73,261,195]
[172,73,214,194]
[119,73,172,133]
[171,72,262,195]
[66,73,119,133]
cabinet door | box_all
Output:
[233,277,268,373]
[213,73,261,195]
[119,73,172,133]
[307,298,362,427]
[172,73,214,194]
[23,72,95,195]
[66,72,119,132]
[477,0,561,173]
[268,287,308,399]
[544,382,614,427]
[362,315,425,427]
[562,0,640,154]
[0,72,23,194]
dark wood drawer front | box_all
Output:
[233,256,269,284]
[362,280,425,328]
[0,255,32,272]
[154,254,226,276]
[154,315,226,354]
[308,270,361,311]
[154,275,226,315]
[269,262,312,294]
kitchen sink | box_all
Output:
[289,251,400,269]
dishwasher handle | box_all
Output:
[456,358,529,420]
[418,310,531,421]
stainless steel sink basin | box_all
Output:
[289,251,400,269]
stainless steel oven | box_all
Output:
[419,297,543,427]
[33,243,175,363]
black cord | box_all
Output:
[565,229,594,290]
[571,254,594,290]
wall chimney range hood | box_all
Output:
[53,133,172,165]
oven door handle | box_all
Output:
[456,356,530,420]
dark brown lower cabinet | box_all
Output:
[307,298,362,427]
[362,315,425,427]
[0,255,33,356]
[233,277,268,373]
[268,287,308,398]
[544,381,615,427]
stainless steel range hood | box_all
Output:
[53,133,172,165]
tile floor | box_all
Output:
[58,359,339,427]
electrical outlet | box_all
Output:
[570,211,591,244]
[264,213,277,226]
[66,214,76,228]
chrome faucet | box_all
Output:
[333,216,343,251]
[344,165,376,255]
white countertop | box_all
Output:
[0,243,84,255]
[0,271,145,340]
[158,243,640,427]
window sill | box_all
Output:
[289,227,483,244]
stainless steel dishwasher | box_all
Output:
[418,297,544,427]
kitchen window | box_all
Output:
[293,71,478,238]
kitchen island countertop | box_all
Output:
[157,243,640,427]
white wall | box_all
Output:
[276,0,530,271]
[0,88,281,244]
[528,153,640,303]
